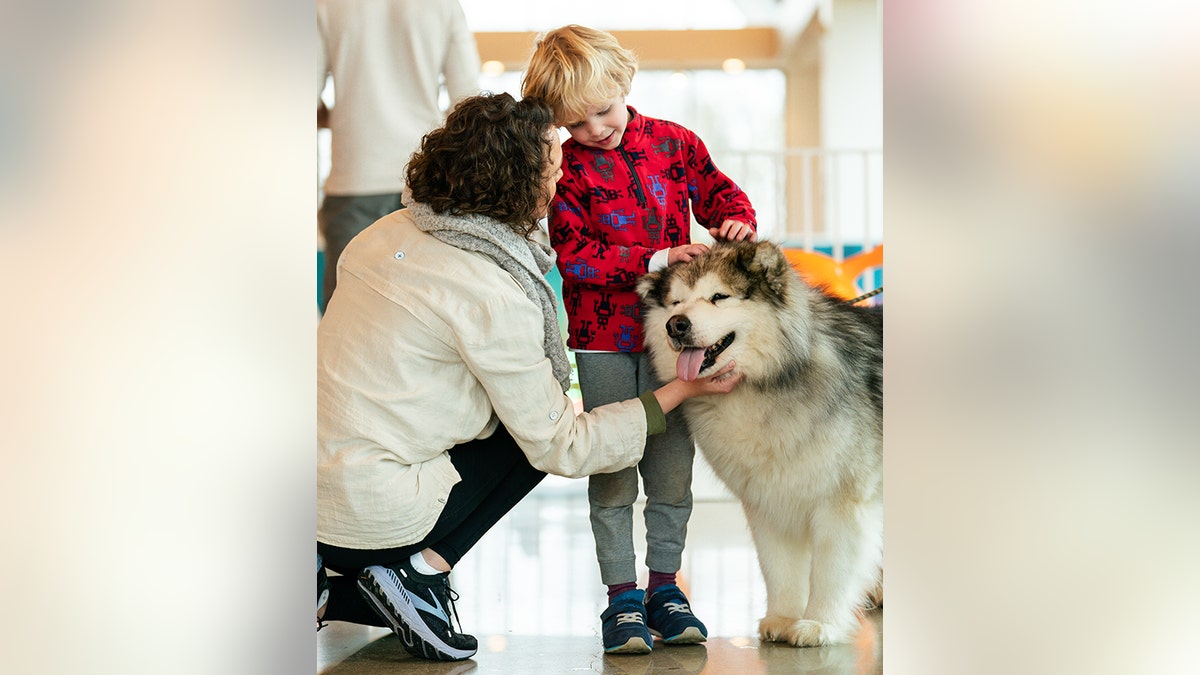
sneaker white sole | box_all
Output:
[604,635,652,654]
[357,568,476,661]
[657,626,707,644]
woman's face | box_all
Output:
[537,129,564,219]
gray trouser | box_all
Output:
[577,351,695,585]
[318,193,404,313]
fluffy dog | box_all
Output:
[637,240,883,647]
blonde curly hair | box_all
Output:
[521,25,638,127]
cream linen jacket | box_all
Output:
[318,209,649,549]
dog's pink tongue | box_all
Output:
[676,348,706,382]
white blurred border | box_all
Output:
[886,1,1200,674]
[2,2,315,673]
[2,2,1199,674]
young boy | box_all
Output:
[522,25,757,654]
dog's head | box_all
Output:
[637,240,798,383]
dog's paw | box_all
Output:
[758,615,799,642]
[787,619,834,647]
[762,617,846,647]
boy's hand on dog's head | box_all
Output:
[708,219,756,242]
[668,244,710,265]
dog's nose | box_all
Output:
[666,315,691,339]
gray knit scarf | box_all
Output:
[403,188,572,393]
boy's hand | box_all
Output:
[668,243,710,265]
[708,219,756,242]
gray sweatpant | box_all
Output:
[576,351,695,586]
[318,193,404,314]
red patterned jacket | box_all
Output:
[551,107,757,352]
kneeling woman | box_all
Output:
[316,93,740,662]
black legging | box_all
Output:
[319,424,546,625]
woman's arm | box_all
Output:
[460,287,740,477]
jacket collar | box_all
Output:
[619,105,644,149]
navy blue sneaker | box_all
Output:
[646,585,707,644]
[601,589,652,654]
[357,561,477,661]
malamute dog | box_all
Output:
[637,240,882,647]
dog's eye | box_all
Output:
[710,293,729,303]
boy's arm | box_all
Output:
[685,131,758,238]
[551,174,662,290]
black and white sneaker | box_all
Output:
[357,561,477,661]
[317,554,331,631]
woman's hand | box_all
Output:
[652,361,742,414]
[689,360,741,394]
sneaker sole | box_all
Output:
[658,626,707,644]
[604,636,652,654]
[357,570,476,661]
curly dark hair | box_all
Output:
[406,92,555,239]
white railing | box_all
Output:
[713,147,883,261]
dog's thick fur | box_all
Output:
[637,240,883,647]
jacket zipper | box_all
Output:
[617,147,647,208]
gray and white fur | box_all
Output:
[637,240,883,647]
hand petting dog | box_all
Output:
[709,219,757,242]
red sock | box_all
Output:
[647,570,676,596]
[606,582,639,603]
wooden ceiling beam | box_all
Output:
[475,27,782,72]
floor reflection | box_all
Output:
[318,482,882,674]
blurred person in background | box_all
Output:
[317,0,480,313]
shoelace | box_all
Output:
[437,575,467,635]
[614,611,646,625]
[662,601,692,615]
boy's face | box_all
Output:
[564,97,628,150]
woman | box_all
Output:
[316,92,740,662]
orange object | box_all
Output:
[782,246,883,304]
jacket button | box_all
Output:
[394,250,405,260]
[549,410,560,421]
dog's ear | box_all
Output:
[637,269,665,306]
[724,239,792,302]
[735,241,791,301]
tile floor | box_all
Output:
[317,479,882,674]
